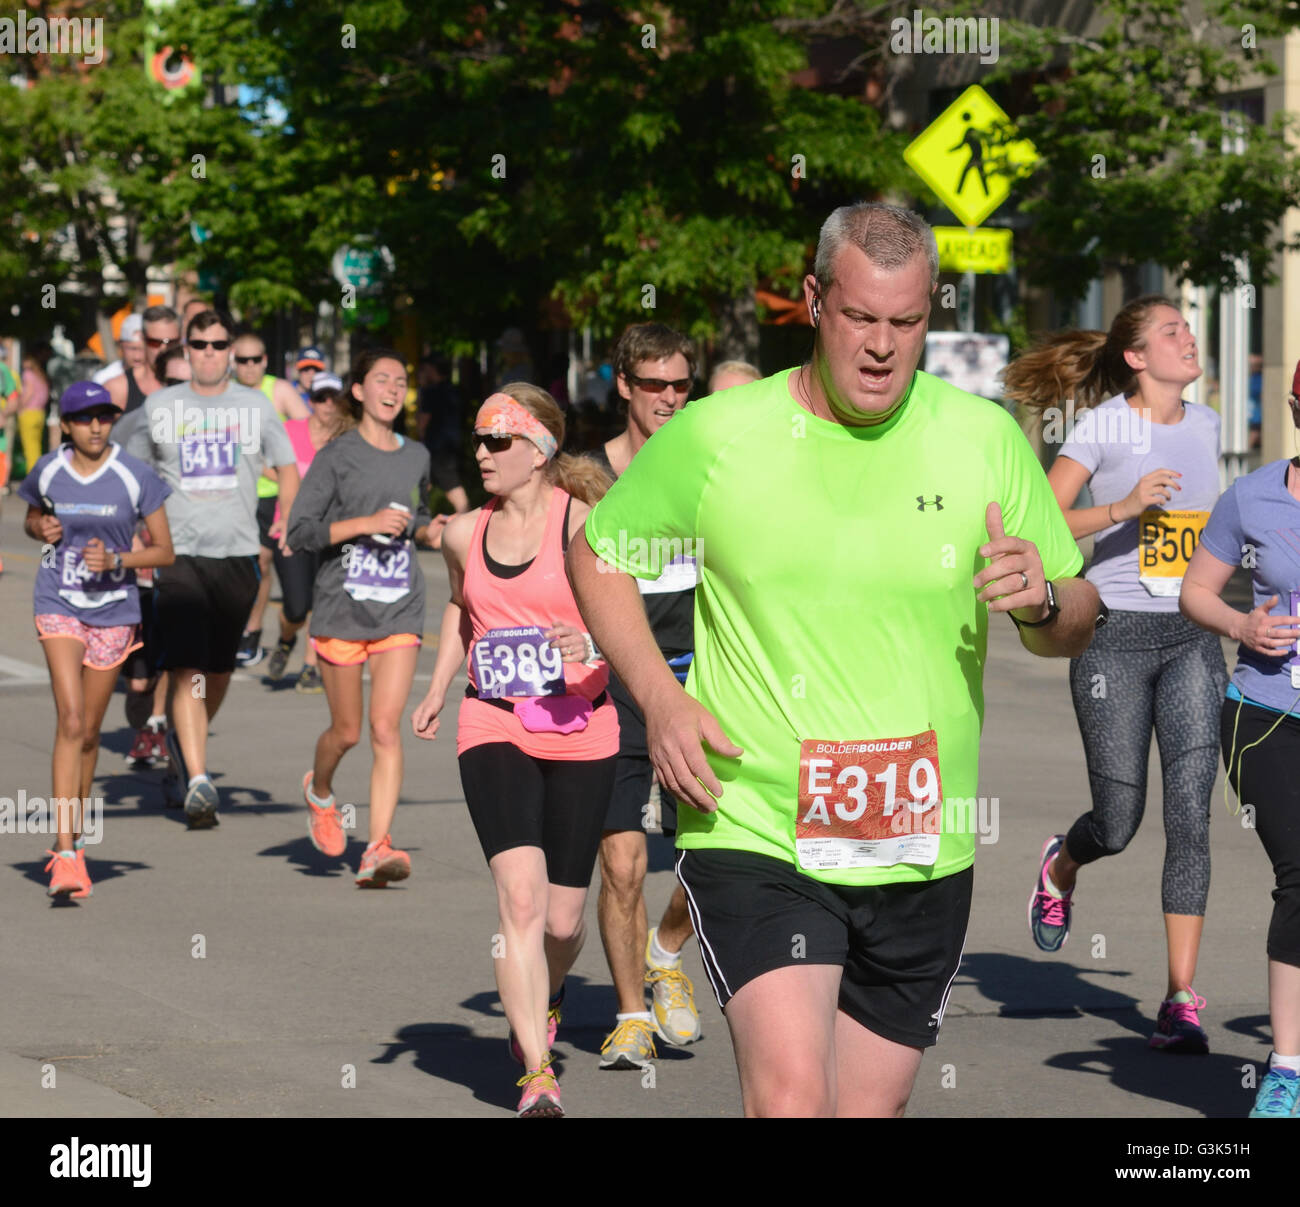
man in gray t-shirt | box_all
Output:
[128,311,299,828]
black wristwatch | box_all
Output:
[1011,579,1059,629]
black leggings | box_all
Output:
[1066,609,1227,915]
[459,742,616,888]
[1221,698,1300,968]
[272,546,319,626]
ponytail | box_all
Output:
[1002,294,1179,413]
[550,452,612,506]
[489,380,613,504]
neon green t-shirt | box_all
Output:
[586,367,1083,887]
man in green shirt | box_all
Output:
[569,202,1101,1117]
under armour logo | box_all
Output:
[917,496,943,511]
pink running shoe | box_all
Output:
[303,771,346,858]
[1028,834,1073,952]
[516,1062,563,1118]
[355,835,410,887]
[45,849,88,899]
[1149,988,1209,1054]
[509,988,565,1066]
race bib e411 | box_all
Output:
[795,730,942,871]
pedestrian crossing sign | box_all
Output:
[904,85,1037,229]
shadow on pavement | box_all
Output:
[962,952,1259,1116]
[457,979,700,1063]
[373,1022,574,1113]
[258,835,355,879]
[957,951,1141,1032]
[1043,1039,1252,1118]
[12,854,150,896]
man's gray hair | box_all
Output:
[813,203,939,291]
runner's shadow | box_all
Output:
[1222,1012,1272,1048]
[1043,1039,1253,1118]
[258,836,354,879]
[374,1022,569,1112]
[12,855,150,892]
[956,951,1143,1035]
[458,980,699,1063]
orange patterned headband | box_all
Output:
[473,393,558,460]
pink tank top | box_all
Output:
[275,419,321,525]
[456,486,617,760]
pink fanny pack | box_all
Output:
[514,695,594,734]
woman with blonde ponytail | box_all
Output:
[412,382,617,1118]
[1011,296,1227,1055]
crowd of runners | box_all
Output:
[6,201,1300,1120]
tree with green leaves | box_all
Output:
[984,0,1300,301]
[168,0,921,355]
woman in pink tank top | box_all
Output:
[413,383,615,1117]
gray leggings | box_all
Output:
[1066,609,1227,915]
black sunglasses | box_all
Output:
[234,354,265,365]
[67,409,119,425]
[472,432,517,453]
[627,373,691,395]
[188,339,231,351]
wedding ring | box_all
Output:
[1019,571,1029,590]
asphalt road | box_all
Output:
[0,500,1280,1127]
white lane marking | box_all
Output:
[0,654,47,681]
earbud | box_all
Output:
[811,298,821,326]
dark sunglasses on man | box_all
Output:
[188,339,231,351]
[234,354,266,365]
[627,373,691,396]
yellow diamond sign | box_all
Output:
[904,85,1037,229]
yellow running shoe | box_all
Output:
[599,1016,657,1070]
[645,929,701,1045]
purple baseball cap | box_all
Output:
[59,380,121,418]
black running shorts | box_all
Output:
[459,742,617,888]
[256,494,277,551]
[676,847,972,1049]
[153,554,260,674]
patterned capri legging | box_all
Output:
[1065,608,1227,916]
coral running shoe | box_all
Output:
[355,835,410,887]
[1028,834,1073,952]
[303,771,346,857]
[71,843,92,900]
[1149,988,1209,1054]
[45,849,88,899]
[516,1061,563,1118]
[1249,1066,1300,1117]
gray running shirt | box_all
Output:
[286,428,432,641]
[124,381,295,558]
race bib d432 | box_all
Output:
[795,731,942,871]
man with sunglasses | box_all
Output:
[572,203,1099,1117]
[230,333,311,668]
[586,322,705,1071]
[125,310,299,829]
[106,305,180,417]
